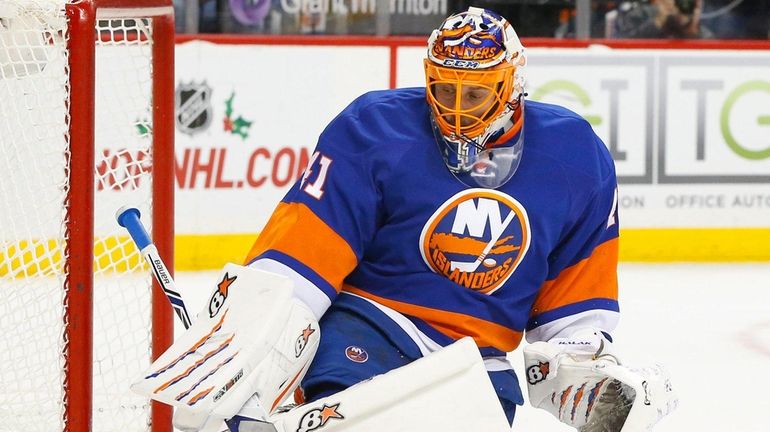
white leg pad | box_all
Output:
[269,337,511,432]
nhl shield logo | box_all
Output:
[175,81,213,135]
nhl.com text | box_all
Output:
[97,146,312,191]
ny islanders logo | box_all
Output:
[419,189,530,294]
[344,346,368,363]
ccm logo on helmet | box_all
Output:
[442,59,480,68]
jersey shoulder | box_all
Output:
[347,87,427,115]
[320,87,431,155]
[524,100,614,183]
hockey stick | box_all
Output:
[116,206,275,432]
[450,209,515,273]
[116,206,192,329]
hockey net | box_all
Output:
[0,1,174,431]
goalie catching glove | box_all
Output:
[524,328,678,432]
[131,264,320,431]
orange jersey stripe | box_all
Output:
[245,202,358,293]
[344,285,523,351]
[531,238,618,316]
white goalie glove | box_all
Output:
[524,328,678,432]
[131,263,320,432]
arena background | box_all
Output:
[158,36,770,270]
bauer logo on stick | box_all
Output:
[209,272,236,318]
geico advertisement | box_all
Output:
[527,50,770,228]
[398,47,770,228]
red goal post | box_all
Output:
[0,1,174,431]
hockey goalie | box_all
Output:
[132,6,678,431]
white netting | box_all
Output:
[1,2,70,430]
[0,1,162,431]
[91,14,155,432]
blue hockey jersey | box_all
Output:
[246,87,619,358]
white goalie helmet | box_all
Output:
[424,7,527,189]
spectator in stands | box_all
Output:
[607,0,713,38]
[452,0,568,37]
[554,1,618,38]
[702,0,770,39]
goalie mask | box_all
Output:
[425,7,526,189]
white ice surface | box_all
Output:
[175,263,770,431]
